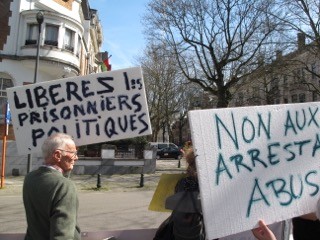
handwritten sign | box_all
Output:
[7,67,152,155]
[188,102,320,239]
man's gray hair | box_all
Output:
[41,133,74,160]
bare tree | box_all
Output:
[277,0,320,49]
[143,0,281,107]
[139,43,194,142]
[275,0,320,95]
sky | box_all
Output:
[89,0,150,70]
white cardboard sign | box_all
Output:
[188,102,320,239]
[7,67,152,155]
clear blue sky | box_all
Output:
[89,0,150,70]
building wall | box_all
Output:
[0,0,13,54]
[0,0,103,81]
[52,0,74,10]
[229,35,320,107]
[0,0,104,152]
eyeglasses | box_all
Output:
[57,149,78,158]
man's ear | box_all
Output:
[53,150,62,162]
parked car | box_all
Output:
[156,146,183,160]
[147,142,179,150]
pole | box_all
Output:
[1,135,7,188]
[1,102,10,188]
[96,174,101,189]
[34,14,42,84]
[27,11,43,173]
[139,173,144,187]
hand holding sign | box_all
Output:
[252,220,277,240]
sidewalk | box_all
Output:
[0,159,186,236]
[0,159,186,194]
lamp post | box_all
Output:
[34,11,44,83]
[27,11,44,173]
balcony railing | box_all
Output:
[44,40,58,46]
[25,39,37,45]
[64,44,74,52]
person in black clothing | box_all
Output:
[154,147,207,240]
[167,148,205,240]
[292,214,320,240]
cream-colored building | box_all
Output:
[229,33,320,107]
[0,0,104,139]
[0,0,107,175]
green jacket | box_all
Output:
[23,166,81,240]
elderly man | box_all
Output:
[23,133,81,240]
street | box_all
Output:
[0,159,295,240]
[0,159,184,234]
[0,191,170,234]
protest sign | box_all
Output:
[188,102,320,239]
[7,67,151,155]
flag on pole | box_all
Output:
[4,101,11,136]
[100,51,112,72]
[103,57,112,71]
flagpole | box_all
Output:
[1,134,7,188]
[1,102,9,188]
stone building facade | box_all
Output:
[229,33,320,107]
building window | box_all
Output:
[312,91,318,101]
[292,94,298,103]
[293,70,298,83]
[64,28,74,52]
[45,24,59,46]
[25,24,38,45]
[77,36,81,57]
[0,78,13,97]
[252,86,260,98]
[0,78,13,120]
[299,93,306,102]
[300,68,305,82]
[283,75,288,87]
[294,69,305,83]
[311,63,317,80]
